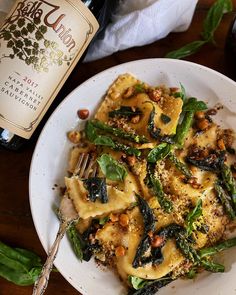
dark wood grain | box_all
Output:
[1,1,236,294]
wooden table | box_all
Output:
[1,1,236,294]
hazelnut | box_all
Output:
[197,118,209,131]
[217,139,226,150]
[110,213,119,223]
[195,111,205,120]
[127,156,136,166]
[115,245,126,257]
[123,86,135,98]
[151,235,164,248]
[119,214,129,227]
[148,89,162,102]
[67,130,81,143]
[77,109,89,120]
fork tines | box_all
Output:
[74,153,97,179]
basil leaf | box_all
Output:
[94,136,115,147]
[97,154,128,182]
[85,121,97,142]
[202,0,233,41]
[186,199,203,236]
[182,97,207,112]
[147,143,171,163]
[165,40,207,59]
[128,275,148,290]
[108,106,142,118]
[160,114,171,124]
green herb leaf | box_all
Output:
[85,121,97,142]
[147,143,171,163]
[83,177,108,203]
[108,106,142,118]
[186,199,203,236]
[0,263,41,286]
[128,275,148,290]
[94,135,115,147]
[182,97,207,112]
[0,241,42,286]
[165,40,207,59]
[97,154,128,182]
[160,114,171,124]
[202,0,233,41]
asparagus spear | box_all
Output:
[168,152,192,179]
[94,135,141,156]
[198,237,236,258]
[221,164,236,205]
[214,182,235,220]
[91,120,148,143]
[174,97,207,148]
[150,174,173,213]
[174,111,194,148]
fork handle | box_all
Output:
[32,221,70,295]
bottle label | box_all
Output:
[0,0,99,139]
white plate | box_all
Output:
[29,58,236,295]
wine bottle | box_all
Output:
[0,0,117,150]
[225,17,236,81]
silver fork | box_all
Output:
[33,153,97,295]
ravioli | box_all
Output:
[64,73,236,294]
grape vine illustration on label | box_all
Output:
[0,0,98,139]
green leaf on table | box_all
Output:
[97,154,128,182]
[202,0,233,42]
[165,40,207,59]
[0,241,42,286]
